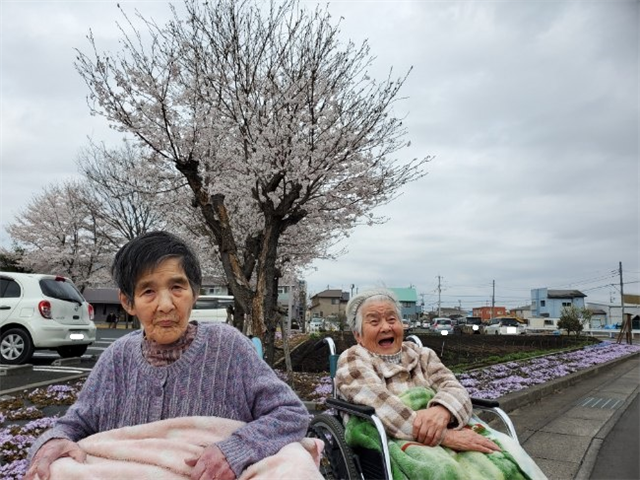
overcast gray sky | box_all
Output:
[1,0,638,310]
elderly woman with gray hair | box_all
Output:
[335,288,501,453]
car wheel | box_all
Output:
[0,328,35,365]
[56,345,89,358]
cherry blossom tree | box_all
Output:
[77,140,172,244]
[6,181,114,291]
[75,0,429,362]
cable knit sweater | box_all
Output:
[28,323,309,476]
[335,342,472,440]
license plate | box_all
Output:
[506,326,517,334]
[70,333,85,340]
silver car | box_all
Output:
[430,317,454,334]
[0,272,97,364]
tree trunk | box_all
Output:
[280,315,293,378]
[254,218,282,364]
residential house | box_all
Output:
[389,287,420,320]
[308,289,349,322]
[472,306,507,321]
[531,288,586,318]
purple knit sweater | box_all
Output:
[28,323,310,476]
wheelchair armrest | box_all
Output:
[326,397,376,417]
[471,397,500,408]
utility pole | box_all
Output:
[437,275,442,317]
[491,280,495,319]
[616,261,631,344]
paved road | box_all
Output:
[0,328,132,394]
[590,393,639,480]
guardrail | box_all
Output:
[524,327,639,339]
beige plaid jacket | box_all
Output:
[335,342,472,440]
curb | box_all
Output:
[0,373,90,396]
[0,364,34,377]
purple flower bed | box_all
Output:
[0,380,85,480]
[458,341,640,399]
[0,417,59,480]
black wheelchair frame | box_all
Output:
[307,336,519,480]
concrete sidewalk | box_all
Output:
[501,353,639,480]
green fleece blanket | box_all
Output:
[344,387,547,480]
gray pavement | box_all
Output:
[502,353,639,480]
[589,394,639,480]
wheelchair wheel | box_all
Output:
[308,414,360,480]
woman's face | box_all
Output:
[119,257,197,344]
[354,299,403,355]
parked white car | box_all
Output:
[484,317,526,335]
[189,295,234,323]
[309,318,325,333]
[0,272,97,364]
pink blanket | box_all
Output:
[39,416,324,480]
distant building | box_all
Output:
[438,306,467,319]
[309,289,349,320]
[510,305,532,320]
[83,288,122,323]
[389,287,420,320]
[200,275,306,329]
[531,288,586,318]
[277,279,307,329]
[472,306,507,321]
[200,276,231,295]
[587,301,640,326]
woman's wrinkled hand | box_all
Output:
[441,428,502,453]
[24,438,86,480]
[412,405,452,446]
[185,444,235,480]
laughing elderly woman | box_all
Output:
[335,288,500,453]
[25,231,311,480]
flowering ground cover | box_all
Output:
[457,341,640,399]
[0,380,84,480]
[1,341,637,479]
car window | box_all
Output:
[39,278,84,304]
[501,318,519,326]
[6,280,20,298]
[1,278,22,298]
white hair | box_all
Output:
[346,288,402,335]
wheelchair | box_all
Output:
[307,336,520,480]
